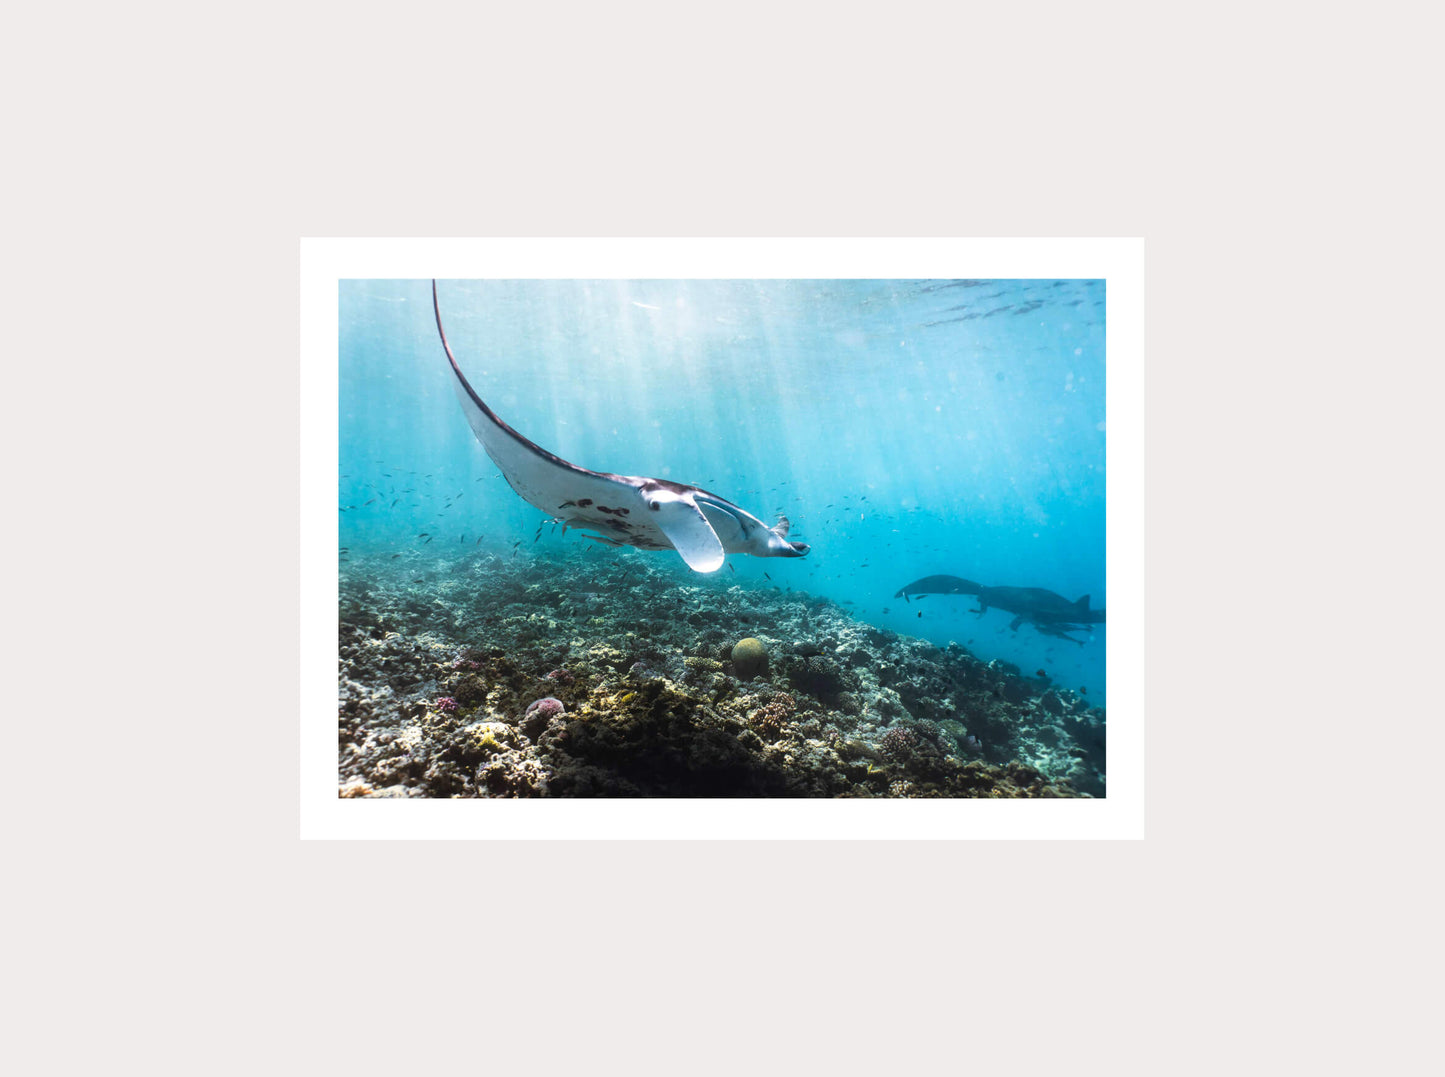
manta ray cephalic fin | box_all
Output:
[652,497,726,573]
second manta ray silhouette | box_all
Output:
[893,575,1105,643]
[433,281,810,573]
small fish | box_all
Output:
[390,499,399,508]
[727,563,736,573]
[512,540,521,548]
[460,534,465,543]
[475,537,483,545]
[917,611,923,618]
[417,532,429,537]
[423,536,433,544]
[1036,669,1048,678]
[882,607,889,614]
[391,554,401,559]
[763,572,772,580]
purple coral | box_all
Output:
[520,696,566,741]
[524,697,565,721]
[432,696,458,713]
[544,668,575,685]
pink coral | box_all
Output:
[520,696,566,741]
[524,697,566,721]
[432,696,459,713]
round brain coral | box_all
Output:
[731,638,769,680]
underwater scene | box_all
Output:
[338,278,1106,798]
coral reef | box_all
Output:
[337,548,1105,798]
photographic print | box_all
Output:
[334,273,1108,800]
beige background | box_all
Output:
[5,0,1434,1073]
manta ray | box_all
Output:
[893,575,1104,638]
[433,281,810,573]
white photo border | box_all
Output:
[301,237,1144,839]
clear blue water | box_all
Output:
[340,278,1106,702]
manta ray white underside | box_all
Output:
[433,281,810,573]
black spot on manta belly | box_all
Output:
[577,499,593,508]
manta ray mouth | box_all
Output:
[787,542,810,556]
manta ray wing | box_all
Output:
[434,281,737,569]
